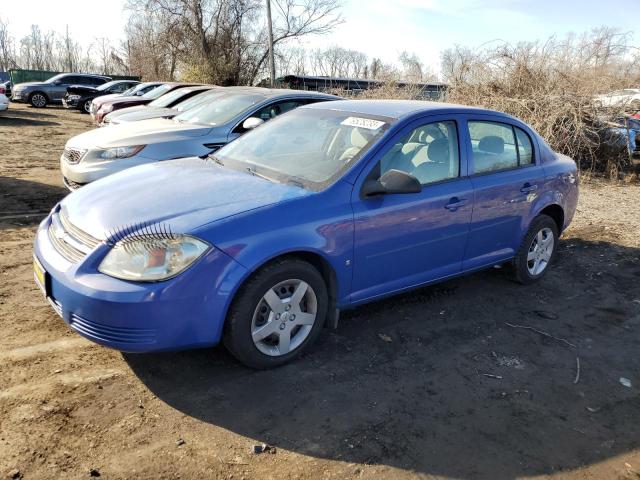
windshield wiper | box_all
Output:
[245,167,273,182]
[207,154,224,166]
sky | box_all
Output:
[2,0,638,73]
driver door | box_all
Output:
[350,116,473,303]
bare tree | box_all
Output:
[0,18,18,71]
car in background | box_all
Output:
[594,89,640,110]
[0,92,8,113]
[37,100,578,368]
[1,81,11,98]
[92,83,201,125]
[63,80,140,113]
[61,88,339,189]
[11,73,111,108]
[102,85,216,125]
[89,82,163,117]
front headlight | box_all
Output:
[68,94,81,100]
[101,104,114,113]
[98,145,145,160]
[98,235,210,282]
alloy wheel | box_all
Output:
[31,93,46,107]
[83,100,91,113]
[527,227,554,276]
[251,279,318,356]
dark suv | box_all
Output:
[11,73,111,108]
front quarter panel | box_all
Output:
[192,181,355,310]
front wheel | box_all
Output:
[512,214,559,284]
[29,92,47,108]
[82,100,92,113]
[224,259,328,369]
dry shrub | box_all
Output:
[441,28,639,176]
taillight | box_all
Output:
[0,86,5,94]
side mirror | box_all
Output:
[242,117,265,131]
[53,80,62,85]
[361,169,422,197]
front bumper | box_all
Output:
[60,152,157,185]
[33,211,248,352]
[63,98,80,108]
[11,91,26,102]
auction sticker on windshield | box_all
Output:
[341,117,386,130]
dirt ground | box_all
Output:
[1,102,639,480]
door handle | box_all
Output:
[520,183,538,194]
[445,197,467,211]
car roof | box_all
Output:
[303,99,511,120]
[223,86,340,100]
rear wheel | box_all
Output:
[29,92,47,108]
[224,258,328,369]
[512,214,559,284]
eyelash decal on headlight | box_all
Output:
[106,221,177,250]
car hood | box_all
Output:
[14,81,47,89]
[67,85,98,95]
[60,157,310,240]
[113,107,176,123]
[93,93,121,105]
[105,97,150,107]
[67,118,212,148]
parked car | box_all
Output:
[36,100,578,368]
[102,85,217,125]
[61,88,339,189]
[92,83,200,125]
[89,82,163,117]
[11,73,111,107]
[63,80,140,113]
[1,81,11,98]
[0,92,8,113]
[594,89,640,110]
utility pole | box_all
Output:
[266,0,276,87]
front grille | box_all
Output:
[59,210,101,249]
[62,176,86,191]
[70,314,157,345]
[63,147,87,164]
[48,210,101,263]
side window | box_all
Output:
[469,121,518,173]
[378,121,459,185]
[515,127,534,165]
[254,101,302,121]
[60,75,76,85]
[235,100,303,134]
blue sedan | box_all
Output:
[33,100,579,368]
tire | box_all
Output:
[512,214,559,285]
[29,92,48,108]
[82,100,92,113]
[223,258,328,369]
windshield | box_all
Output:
[45,74,66,84]
[174,93,264,126]
[96,81,121,91]
[149,87,201,108]
[175,89,225,112]
[214,108,393,191]
[142,84,173,99]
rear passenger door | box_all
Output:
[463,116,546,270]
[350,116,474,303]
